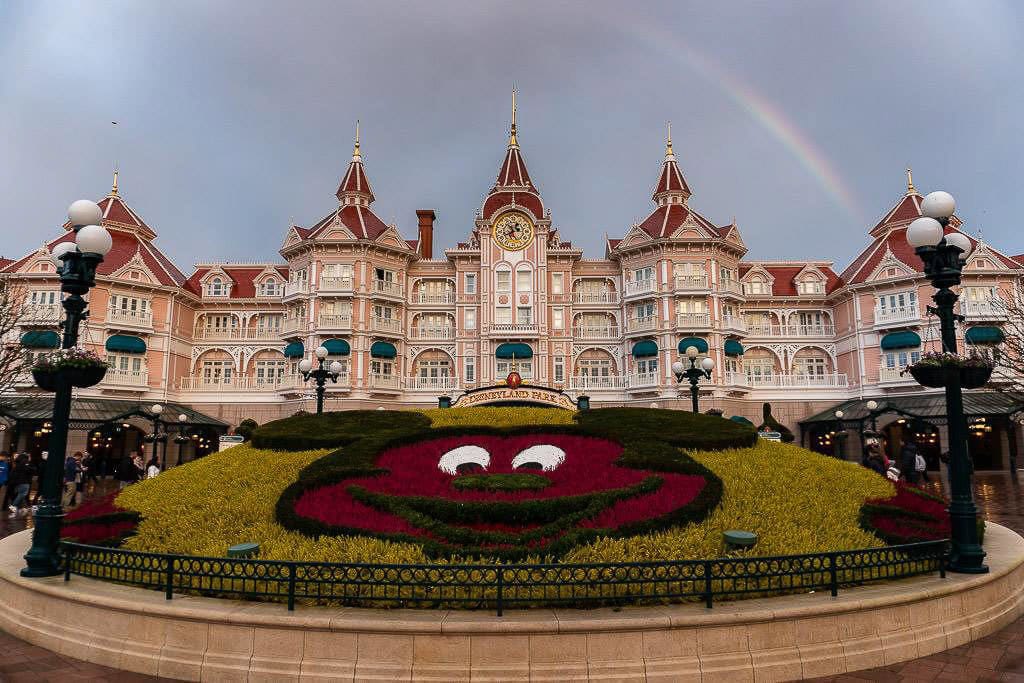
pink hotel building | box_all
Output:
[2,111,1022,464]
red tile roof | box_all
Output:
[0,258,12,270]
[494,146,536,191]
[336,159,375,202]
[184,265,288,298]
[632,204,720,240]
[652,158,691,199]
[869,193,922,236]
[482,191,544,221]
[306,205,394,241]
[739,263,842,296]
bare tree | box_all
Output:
[0,279,44,396]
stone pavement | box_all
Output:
[0,473,1022,682]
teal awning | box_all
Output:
[21,330,60,349]
[677,337,708,354]
[724,339,745,357]
[880,331,921,350]
[632,340,659,358]
[966,326,1004,345]
[283,342,305,358]
[495,343,533,359]
[322,339,351,356]
[105,335,146,354]
[370,341,397,359]
[729,415,754,426]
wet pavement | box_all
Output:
[0,473,1022,681]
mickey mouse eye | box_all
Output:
[511,445,565,472]
[438,445,491,475]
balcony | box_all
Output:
[874,305,919,327]
[370,316,403,335]
[490,322,539,336]
[676,312,711,329]
[410,326,455,340]
[718,279,743,296]
[721,316,747,334]
[626,316,658,333]
[194,327,281,341]
[745,324,835,338]
[102,369,149,390]
[573,291,619,306]
[368,373,401,391]
[962,300,1007,320]
[106,308,154,330]
[877,366,912,384]
[673,275,709,291]
[317,314,353,330]
[283,282,309,298]
[20,304,63,325]
[569,375,628,391]
[627,372,660,389]
[281,317,307,337]
[412,291,455,305]
[573,325,619,340]
[729,372,848,388]
[624,279,657,298]
[373,280,404,298]
[406,376,458,391]
[318,276,354,294]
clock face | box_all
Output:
[492,212,535,251]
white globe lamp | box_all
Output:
[298,358,313,373]
[671,360,684,375]
[50,241,77,266]
[685,345,699,359]
[944,232,972,258]
[315,346,328,360]
[866,400,878,411]
[906,217,944,248]
[921,191,955,220]
[700,357,715,372]
[329,360,343,374]
[67,200,102,227]
[151,403,163,415]
[76,224,113,256]
[834,410,844,419]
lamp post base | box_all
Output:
[21,504,65,577]
[948,553,989,574]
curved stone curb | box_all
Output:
[0,526,1022,681]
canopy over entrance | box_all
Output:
[0,396,230,432]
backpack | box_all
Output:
[915,454,927,472]
[886,466,900,482]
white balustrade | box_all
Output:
[20,304,63,323]
[371,316,403,334]
[624,279,657,297]
[106,307,153,328]
[573,325,619,339]
[414,291,455,304]
[490,323,539,335]
[411,326,454,340]
[963,300,1007,319]
[318,276,354,293]
[194,327,281,341]
[673,275,709,290]
[739,373,849,388]
[406,376,458,391]
[102,369,149,388]
[627,372,659,388]
[569,375,628,390]
[676,312,710,328]
[373,280,404,297]
[317,314,353,329]
[369,373,401,390]
[572,291,619,305]
[874,305,919,325]
[878,366,910,383]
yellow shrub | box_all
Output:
[422,406,575,428]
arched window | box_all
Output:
[208,277,225,297]
[260,278,279,297]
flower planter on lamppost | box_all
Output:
[299,346,343,415]
[672,346,714,413]
[905,190,988,574]
[23,200,113,578]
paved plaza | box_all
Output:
[0,473,1022,682]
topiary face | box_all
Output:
[270,408,755,559]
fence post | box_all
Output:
[496,567,504,617]
[829,553,839,598]
[287,563,296,612]
[703,560,713,609]
[63,544,73,582]
[165,556,175,601]
[940,544,947,579]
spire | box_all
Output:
[508,88,519,149]
[110,167,119,197]
[336,120,374,204]
[352,120,362,162]
[665,122,675,161]
[652,126,691,205]
[905,166,916,195]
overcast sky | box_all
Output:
[1,1,1021,272]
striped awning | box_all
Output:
[677,337,708,354]
[21,330,60,349]
[105,335,146,354]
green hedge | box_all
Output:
[251,410,430,451]
[574,408,757,451]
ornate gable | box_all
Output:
[616,225,654,250]
[374,226,412,251]
[867,248,915,281]
[109,251,158,284]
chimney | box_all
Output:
[416,209,435,260]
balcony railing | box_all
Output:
[745,324,835,337]
[874,305,919,326]
[179,375,349,391]
[627,372,659,388]
[627,316,658,333]
[490,322,539,335]
[284,282,309,297]
[718,279,743,295]
[194,327,281,341]
[106,308,153,329]
[20,304,63,324]
[406,376,458,391]
[317,314,352,329]
[624,279,657,297]
[102,369,149,388]
[413,292,455,305]
[369,374,401,391]
[727,372,848,388]
[370,316,402,334]
[373,280,404,298]
[676,312,710,329]
[573,325,619,340]
[721,316,747,333]
[673,275,709,290]
[281,318,307,336]
[877,366,911,383]
[569,375,628,390]
[410,326,455,340]
[962,300,1007,320]
[318,276,354,293]
[572,291,619,305]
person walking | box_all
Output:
[900,441,921,485]
[62,451,83,508]
[145,456,160,479]
[864,445,887,477]
[115,451,141,490]
[8,454,33,516]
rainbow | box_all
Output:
[608,17,864,224]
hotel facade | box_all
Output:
[3,109,1022,467]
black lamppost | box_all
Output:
[906,190,988,574]
[299,346,343,415]
[23,200,113,577]
[672,346,715,413]
[173,414,191,465]
[142,403,170,470]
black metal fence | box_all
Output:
[61,539,948,616]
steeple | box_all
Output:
[110,168,119,197]
[905,167,917,195]
[492,90,536,191]
[652,122,691,205]
[336,120,375,205]
[508,88,519,149]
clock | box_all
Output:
[492,212,535,251]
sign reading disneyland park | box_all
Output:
[449,383,579,410]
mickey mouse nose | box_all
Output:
[452,472,550,492]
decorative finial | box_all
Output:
[509,87,518,148]
[906,167,915,194]
[352,120,361,161]
[110,166,119,196]
[665,121,674,160]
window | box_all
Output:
[634,302,656,321]
[552,308,564,330]
[208,277,226,297]
[371,359,394,376]
[554,356,565,383]
[964,286,998,304]
[676,299,707,313]
[877,291,918,313]
[551,273,564,294]
[464,273,477,294]
[797,279,824,295]
[109,295,151,321]
[633,267,654,282]
[745,357,775,380]
[516,268,532,292]
[107,353,145,377]
[496,269,511,293]
[373,304,395,320]
[884,350,921,370]
[205,315,237,332]
[27,291,59,306]
[724,358,739,374]
[636,357,658,375]
[257,314,282,332]
[417,358,452,381]
[201,359,233,383]
[579,357,612,379]
[464,308,477,330]
[254,359,286,385]
[464,356,476,383]
[793,356,827,377]
[322,263,353,281]
[495,308,512,324]
[375,268,394,283]
[517,306,533,324]
[744,276,767,295]
[259,278,280,297]
[497,359,532,379]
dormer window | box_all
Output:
[797,279,825,295]
[744,276,768,295]
[206,276,229,297]
[259,278,280,297]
